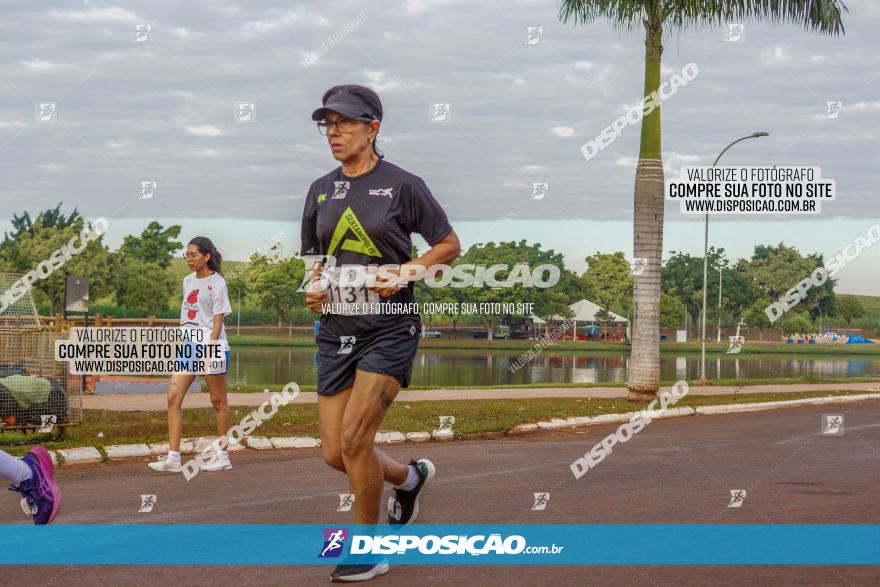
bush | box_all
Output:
[782,314,814,336]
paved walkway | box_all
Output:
[4,402,879,585]
[81,381,880,411]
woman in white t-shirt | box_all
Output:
[149,237,233,474]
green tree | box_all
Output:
[7,214,112,311]
[559,0,847,400]
[740,243,819,301]
[835,296,865,325]
[117,221,182,269]
[582,252,632,317]
[114,258,175,315]
[594,307,614,339]
[0,204,83,272]
[454,240,583,339]
[659,292,685,328]
[252,257,306,327]
[663,248,752,336]
[743,298,773,330]
[782,313,813,337]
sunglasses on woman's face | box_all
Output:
[183,252,203,260]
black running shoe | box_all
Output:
[330,560,389,582]
[387,458,435,525]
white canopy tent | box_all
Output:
[542,299,629,341]
[566,299,628,324]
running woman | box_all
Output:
[302,85,461,582]
[149,237,233,474]
[2,446,60,524]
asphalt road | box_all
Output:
[3,401,879,586]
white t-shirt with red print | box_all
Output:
[180,272,232,349]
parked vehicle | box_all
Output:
[425,329,442,338]
[494,325,511,340]
[469,325,512,339]
[501,314,533,339]
[469,328,488,339]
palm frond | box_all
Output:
[559,0,848,35]
[559,0,654,32]
[662,0,847,35]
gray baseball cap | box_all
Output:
[311,85,383,121]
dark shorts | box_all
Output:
[315,319,421,396]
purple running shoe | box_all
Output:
[8,446,61,524]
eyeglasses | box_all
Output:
[182,252,203,260]
[317,116,374,136]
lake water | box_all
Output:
[225,346,880,387]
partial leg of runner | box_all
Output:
[149,372,195,473]
[3,447,61,524]
[319,381,409,488]
[200,372,232,471]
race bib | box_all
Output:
[322,266,383,315]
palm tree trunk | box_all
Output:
[628,18,664,401]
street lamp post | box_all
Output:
[716,267,723,343]
[700,132,769,382]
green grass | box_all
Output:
[220,375,880,394]
[227,333,880,355]
[1,389,876,456]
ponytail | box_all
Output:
[188,236,223,275]
[371,128,384,160]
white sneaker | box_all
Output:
[201,452,231,472]
[148,455,182,473]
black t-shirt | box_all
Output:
[301,158,453,333]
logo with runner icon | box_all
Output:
[368,187,393,198]
[338,336,356,354]
[337,493,355,512]
[333,181,350,199]
[821,414,844,435]
[727,489,746,508]
[319,528,348,558]
[531,492,550,511]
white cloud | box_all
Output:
[168,90,195,100]
[552,126,575,138]
[520,165,545,173]
[50,7,138,23]
[761,46,790,64]
[20,59,77,72]
[851,101,880,112]
[573,61,593,71]
[363,70,399,92]
[662,153,704,177]
[242,8,329,36]
[184,125,222,137]
[192,148,221,158]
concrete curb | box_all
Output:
[694,393,880,415]
[43,393,880,466]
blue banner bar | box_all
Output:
[1,525,877,565]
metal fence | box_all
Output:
[0,273,81,434]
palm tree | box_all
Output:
[559,0,847,401]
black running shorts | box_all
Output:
[315,318,421,396]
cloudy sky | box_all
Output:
[1,0,878,293]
